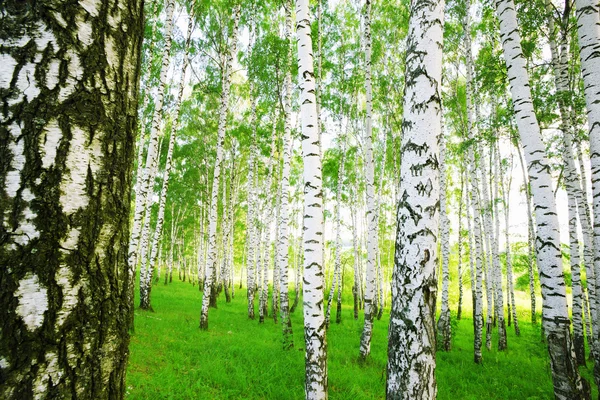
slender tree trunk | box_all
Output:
[463,0,484,364]
[437,114,452,351]
[500,148,520,336]
[140,12,194,310]
[222,161,232,304]
[259,129,278,323]
[0,2,143,397]
[575,0,600,386]
[496,0,590,396]
[547,1,588,366]
[352,197,360,320]
[386,0,444,397]
[296,0,328,397]
[279,3,294,345]
[129,0,175,282]
[137,131,162,281]
[326,138,346,328]
[479,142,506,350]
[200,5,241,330]
[491,142,507,350]
[457,168,464,320]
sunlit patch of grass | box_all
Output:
[126,277,597,399]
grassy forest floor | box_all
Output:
[126,277,598,399]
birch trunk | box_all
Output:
[575,1,600,380]
[500,148,519,336]
[359,0,378,360]
[296,0,328,396]
[138,133,162,285]
[0,1,142,397]
[140,13,194,310]
[278,1,294,346]
[245,13,259,319]
[479,141,506,350]
[386,0,444,397]
[129,0,175,275]
[352,196,360,320]
[327,138,347,328]
[547,2,589,366]
[437,115,452,351]
[259,129,278,323]
[491,142,507,350]
[463,0,484,363]
[457,168,464,320]
[496,0,590,396]
[199,5,241,330]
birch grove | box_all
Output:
[7,0,600,399]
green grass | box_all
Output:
[126,279,598,399]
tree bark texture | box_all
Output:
[496,0,590,397]
[386,0,444,397]
[0,1,143,398]
[359,0,378,361]
[296,0,328,397]
[200,4,241,330]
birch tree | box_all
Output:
[0,1,143,397]
[296,0,328,397]
[464,0,484,364]
[496,0,590,396]
[386,0,444,397]
[200,4,241,330]
[437,115,451,351]
[575,0,600,379]
[278,1,294,347]
[140,9,195,311]
[359,0,378,360]
[129,0,175,276]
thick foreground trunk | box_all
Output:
[0,2,142,398]
[386,0,444,397]
[296,0,328,397]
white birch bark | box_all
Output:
[457,168,464,320]
[359,0,378,360]
[140,12,194,310]
[491,141,507,350]
[575,0,600,377]
[386,0,444,397]
[296,0,328,396]
[129,0,175,274]
[496,0,590,396]
[499,147,519,336]
[547,3,589,365]
[437,114,451,351]
[352,197,361,320]
[200,5,241,330]
[326,138,346,328]
[279,1,294,345]
[245,11,260,319]
[463,0,484,363]
[259,124,278,323]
